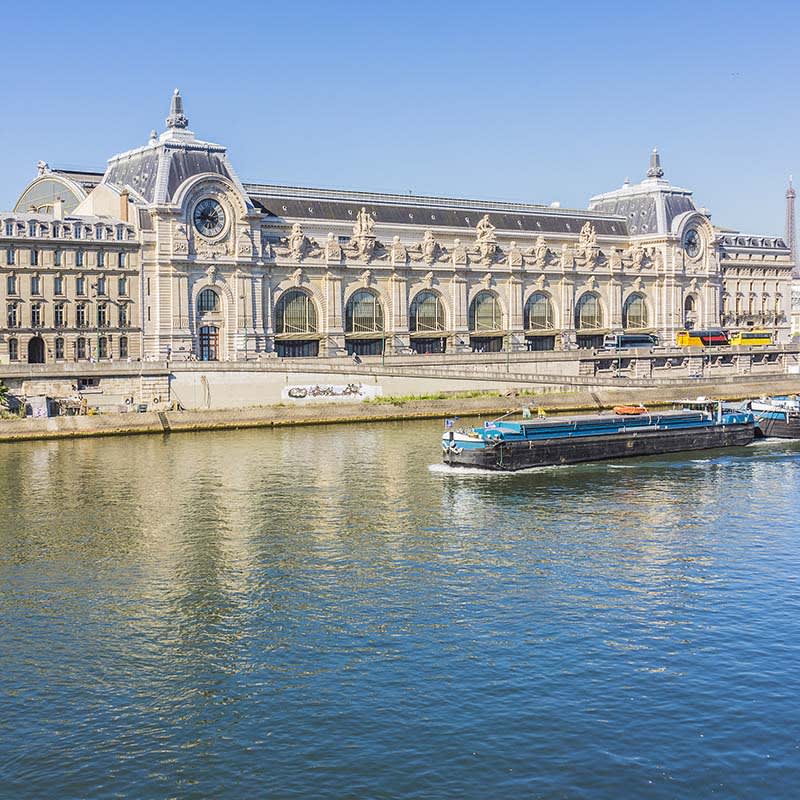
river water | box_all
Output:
[1,420,799,799]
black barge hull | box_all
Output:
[443,423,755,471]
[754,417,800,439]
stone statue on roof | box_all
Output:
[475,214,497,244]
[353,207,375,237]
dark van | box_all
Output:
[602,333,659,350]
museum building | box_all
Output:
[0,90,793,364]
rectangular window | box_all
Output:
[97,276,106,295]
[54,249,62,267]
[147,306,151,322]
[55,337,65,360]
[74,224,82,239]
[76,276,86,296]
[5,222,13,236]
[53,223,60,238]
[31,302,42,327]
[76,250,84,267]
[98,303,108,328]
[146,277,150,296]
[98,337,108,359]
[119,305,128,327]
[54,275,64,295]
[31,275,41,295]
[97,250,105,268]
[118,251,126,268]
[31,249,39,266]
[118,276,127,295]
[6,274,16,294]
[76,303,87,328]
[7,248,15,266]
[76,337,86,360]
[54,303,65,328]
[7,303,18,328]
[28,221,37,237]
[9,338,18,361]
[119,336,128,358]
[116,226,124,241]
[95,226,103,240]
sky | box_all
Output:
[0,0,798,235]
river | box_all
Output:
[1,420,799,798]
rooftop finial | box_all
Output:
[647,147,664,179]
[166,87,188,130]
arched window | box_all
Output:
[469,291,503,332]
[275,289,317,334]
[622,293,648,329]
[524,292,554,330]
[197,288,220,313]
[410,291,445,333]
[345,290,383,333]
[685,295,696,313]
[575,293,603,330]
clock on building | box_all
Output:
[683,228,701,258]
[193,198,226,238]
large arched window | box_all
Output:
[197,288,220,313]
[410,291,446,333]
[345,290,383,333]
[275,289,317,334]
[524,292,554,330]
[575,293,603,330]
[469,291,503,332]
[622,293,648,329]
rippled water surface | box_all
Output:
[2,421,800,798]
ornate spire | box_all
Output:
[646,148,664,179]
[166,88,188,130]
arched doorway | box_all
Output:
[468,290,504,352]
[409,290,447,354]
[196,287,224,360]
[199,326,219,361]
[345,289,384,356]
[27,336,45,364]
[274,288,319,357]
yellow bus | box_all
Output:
[675,329,729,347]
[729,330,772,346]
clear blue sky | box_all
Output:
[1,0,798,235]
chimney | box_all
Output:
[119,188,129,222]
[53,197,64,220]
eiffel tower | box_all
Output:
[786,176,797,277]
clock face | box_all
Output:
[193,198,226,238]
[684,229,701,258]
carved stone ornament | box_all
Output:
[423,271,435,289]
[481,271,493,289]
[689,277,698,292]
[452,238,468,266]
[360,269,373,287]
[507,241,523,268]
[586,274,597,290]
[536,273,547,290]
[391,235,408,267]
[532,235,548,268]
[632,276,643,291]
[288,222,309,260]
[173,222,189,255]
[206,264,219,284]
[475,214,497,244]
[353,207,375,237]
[325,232,342,264]
[629,244,646,271]
[292,267,306,285]
[237,227,253,257]
[576,221,600,267]
[409,230,440,265]
[608,247,622,270]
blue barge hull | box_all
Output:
[442,408,754,471]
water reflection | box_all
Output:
[1,425,800,798]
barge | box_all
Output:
[747,397,800,439]
[442,402,754,471]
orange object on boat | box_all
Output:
[613,405,648,415]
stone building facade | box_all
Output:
[0,90,793,365]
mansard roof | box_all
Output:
[246,184,629,237]
[588,149,697,236]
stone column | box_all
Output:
[323,270,344,356]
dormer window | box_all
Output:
[28,221,37,237]
[95,226,103,240]
[116,226,124,241]
[4,222,13,236]
[74,224,82,239]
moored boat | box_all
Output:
[442,401,754,471]
[746,396,800,439]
